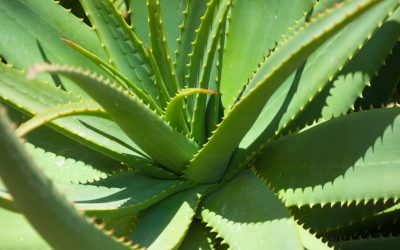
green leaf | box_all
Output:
[62,39,160,111]
[130,0,188,63]
[334,236,400,250]
[0,143,110,211]
[0,0,106,97]
[102,213,138,239]
[174,0,208,86]
[15,101,108,137]
[1,168,189,217]
[147,0,180,96]
[296,224,332,250]
[29,64,199,172]
[79,0,159,102]
[0,108,131,250]
[355,41,400,109]
[319,13,400,119]
[63,171,193,217]
[0,64,152,170]
[220,0,315,108]
[164,88,216,134]
[321,202,400,241]
[178,220,214,250]
[185,0,384,183]
[291,201,396,235]
[130,186,204,250]
[254,107,400,207]
[0,207,50,250]
[239,0,399,152]
[190,0,231,144]
[206,20,226,137]
[201,170,303,250]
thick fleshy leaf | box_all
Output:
[0,64,153,170]
[130,186,204,250]
[255,107,400,207]
[178,220,214,250]
[62,171,193,217]
[321,202,400,241]
[220,0,315,108]
[164,88,216,134]
[185,0,384,183]
[0,207,50,249]
[79,0,159,102]
[334,236,400,250]
[0,143,110,211]
[63,39,160,110]
[239,0,399,152]
[189,0,232,144]
[130,0,188,62]
[174,0,208,86]
[29,64,199,172]
[0,108,131,249]
[291,201,397,237]
[0,0,105,96]
[355,41,400,109]
[296,224,332,250]
[201,170,303,250]
[147,0,180,96]
[285,7,400,132]
[15,101,108,137]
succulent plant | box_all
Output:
[1,0,400,249]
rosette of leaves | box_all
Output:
[1,0,400,249]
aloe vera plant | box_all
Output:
[1,0,400,249]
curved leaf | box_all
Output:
[201,170,303,250]
[29,64,199,172]
[0,108,131,250]
[164,88,216,134]
[0,64,152,170]
[147,0,180,96]
[16,101,108,137]
[0,0,106,97]
[334,236,400,250]
[130,0,188,62]
[80,0,159,102]
[178,220,214,250]
[174,0,208,86]
[63,171,193,217]
[239,0,399,152]
[185,0,383,183]
[130,186,204,250]
[220,0,315,108]
[255,107,400,207]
